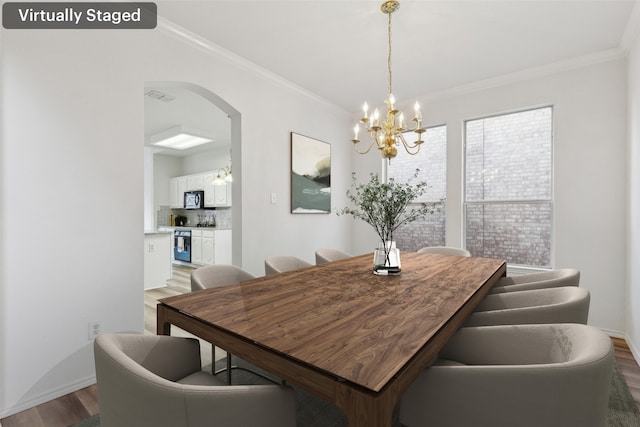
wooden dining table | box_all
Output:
[157,252,506,427]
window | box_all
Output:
[464,107,552,268]
[386,125,447,251]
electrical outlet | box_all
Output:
[88,321,102,340]
[149,243,155,252]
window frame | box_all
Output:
[462,105,554,269]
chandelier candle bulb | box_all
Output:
[354,124,360,140]
[414,102,423,122]
[373,108,380,127]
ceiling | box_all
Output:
[147,0,639,155]
[156,0,638,111]
[144,85,231,156]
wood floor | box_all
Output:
[2,267,640,427]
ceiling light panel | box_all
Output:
[149,126,214,150]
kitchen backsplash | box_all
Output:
[157,206,232,229]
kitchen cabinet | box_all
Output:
[213,182,232,207]
[170,171,232,208]
[214,229,232,264]
[166,227,230,266]
[202,172,231,207]
[203,172,216,207]
[186,174,204,191]
[191,230,202,264]
[191,229,215,265]
[202,230,215,264]
[169,177,187,208]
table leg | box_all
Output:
[336,384,395,427]
[156,304,171,336]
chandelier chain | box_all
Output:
[387,11,393,97]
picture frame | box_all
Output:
[291,132,331,214]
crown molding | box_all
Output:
[155,17,348,114]
[621,0,640,52]
[421,47,628,103]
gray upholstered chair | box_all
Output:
[190,264,267,383]
[191,264,255,292]
[417,246,471,257]
[94,334,296,427]
[400,323,614,427]
[465,286,590,327]
[315,248,352,264]
[490,267,580,294]
[265,255,312,275]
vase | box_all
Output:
[373,241,401,275]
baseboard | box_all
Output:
[0,375,96,419]
[625,334,640,365]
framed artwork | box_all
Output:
[291,132,331,213]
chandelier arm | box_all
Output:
[396,128,424,150]
[398,135,422,155]
[352,139,377,155]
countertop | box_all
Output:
[144,230,174,235]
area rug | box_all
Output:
[72,358,640,427]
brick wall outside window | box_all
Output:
[387,125,447,251]
[465,107,553,268]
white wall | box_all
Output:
[352,58,629,334]
[628,28,640,359]
[1,29,145,416]
[181,145,230,176]
[0,23,351,417]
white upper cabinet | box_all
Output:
[186,174,204,191]
[169,171,232,208]
[169,176,188,208]
[203,172,216,207]
[213,182,232,207]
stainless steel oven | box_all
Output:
[174,230,191,263]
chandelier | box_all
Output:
[351,0,425,162]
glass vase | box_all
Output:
[373,241,401,275]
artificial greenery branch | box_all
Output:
[337,169,438,258]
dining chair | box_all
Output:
[417,246,471,257]
[315,247,352,264]
[94,333,296,427]
[400,323,614,427]
[490,267,580,293]
[465,286,590,327]
[264,255,312,275]
[190,264,273,384]
[191,264,255,292]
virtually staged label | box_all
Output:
[3,2,157,29]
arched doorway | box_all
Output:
[144,81,242,266]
